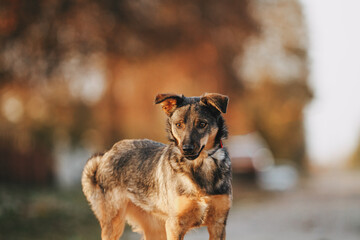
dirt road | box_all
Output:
[186,171,360,240]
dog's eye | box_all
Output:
[175,122,183,128]
[198,122,207,128]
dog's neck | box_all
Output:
[169,140,229,195]
[206,140,224,158]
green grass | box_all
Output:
[0,185,99,239]
[0,184,139,240]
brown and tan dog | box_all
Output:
[82,93,232,240]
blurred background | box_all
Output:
[0,0,359,239]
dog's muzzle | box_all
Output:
[183,145,204,160]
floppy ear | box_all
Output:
[155,93,184,116]
[200,93,229,113]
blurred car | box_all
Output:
[227,133,298,190]
[226,133,275,174]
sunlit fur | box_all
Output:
[82,93,232,240]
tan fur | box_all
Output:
[171,124,182,145]
[204,126,218,150]
[126,202,167,240]
[160,98,178,116]
[166,196,203,239]
[205,195,231,240]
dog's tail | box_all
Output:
[81,153,103,201]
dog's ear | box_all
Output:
[200,93,229,114]
[155,93,184,116]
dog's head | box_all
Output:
[155,93,228,160]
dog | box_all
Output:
[82,93,232,240]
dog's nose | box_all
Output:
[182,145,195,154]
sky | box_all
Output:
[300,0,360,166]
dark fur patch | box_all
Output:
[214,115,228,146]
[92,152,105,158]
[91,170,97,185]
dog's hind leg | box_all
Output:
[126,202,167,240]
[99,202,127,240]
[91,189,128,240]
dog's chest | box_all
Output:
[195,148,230,193]
[174,194,231,228]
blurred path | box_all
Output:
[186,171,360,240]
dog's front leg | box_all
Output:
[207,221,227,240]
[165,196,204,240]
[206,194,231,240]
[165,218,186,240]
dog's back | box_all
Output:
[82,139,166,205]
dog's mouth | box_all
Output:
[183,145,204,160]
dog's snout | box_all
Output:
[182,145,195,154]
